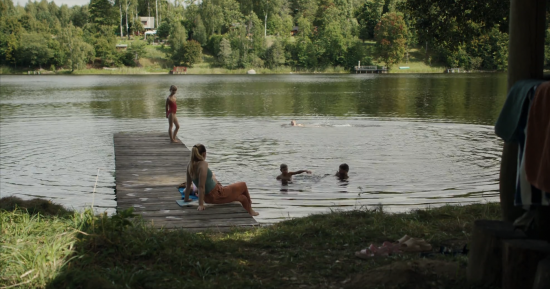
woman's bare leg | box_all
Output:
[172,114,180,142]
[168,113,174,141]
[206,182,258,216]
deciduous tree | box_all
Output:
[181,39,202,67]
[17,33,53,68]
[265,39,285,68]
[355,0,383,41]
[374,12,407,68]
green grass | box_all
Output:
[144,44,170,60]
[389,61,446,73]
[184,55,349,74]
[1,196,502,289]
[70,67,155,74]
[0,66,15,74]
[371,48,447,74]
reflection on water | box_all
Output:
[0,74,506,223]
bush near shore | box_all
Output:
[1,196,501,289]
[0,47,446,75]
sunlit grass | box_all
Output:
[187,55,349,74]
[71,67,157,74]
[144,44,170,60]
[0,206,92,288]
[389,61,447,73]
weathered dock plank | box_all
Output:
[114,133,258,232]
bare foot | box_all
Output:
[250,210,259,216]
[170,139,180,143]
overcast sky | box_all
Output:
[15,0,187,8]
[16,0,91,7]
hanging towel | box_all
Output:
[495,79,545,142]
[525,81,550,192]
[514,87,550,209]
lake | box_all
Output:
[0,73,507,223]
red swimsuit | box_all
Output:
[167,98,177,117]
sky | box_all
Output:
[16,0,90,7]
[15,0,189,8]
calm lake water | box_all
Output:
[0,74,507,223]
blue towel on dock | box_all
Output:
[178,187,198,200]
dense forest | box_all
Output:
[0,0,549,72]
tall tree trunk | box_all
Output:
[155,0,158,28]
[126,1,129,39]
[120,3,124,38]
[264,12,267,37]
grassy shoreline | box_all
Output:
[1,196,501,289]
[0,49,477,75]
[0,66,495,75]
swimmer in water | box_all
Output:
[290,120,303,127]
[277,164,311,185]
[335,163,349,181]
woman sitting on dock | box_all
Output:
[183,144,259,216]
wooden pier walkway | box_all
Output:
[354,65,388,73]
[114,133,258,232]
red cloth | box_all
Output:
[525,81,550,192]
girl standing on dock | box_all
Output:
[184,144,259,216]
[166,85,180,143]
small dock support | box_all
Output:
[354,65,388,74]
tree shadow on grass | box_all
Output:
[40,203,503,289]
[44,208,263,289]
[0,196,72,217]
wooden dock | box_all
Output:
[354,65,388,73]
[114,133,258,232]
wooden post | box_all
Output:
[500,0,546,223]
[533,258,550,289]
[467,220,525,286]
[502,239,550,289]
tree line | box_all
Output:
[1,0,549,71]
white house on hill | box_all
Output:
[139,17,155,30]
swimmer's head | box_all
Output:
[280,163,288,173]
[290,120,296,126]
[337,163,349,180]
[339,163,349,173]
[169,85,178,94]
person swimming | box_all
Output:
[277,164,312,186]
[290,120,303,127]
[335,163,349,180]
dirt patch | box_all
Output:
[345,259,464,289]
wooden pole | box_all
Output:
[467,220,526,286]
[500,0,546,223]
[502,239,550,289]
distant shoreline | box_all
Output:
[0,68,504,75]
